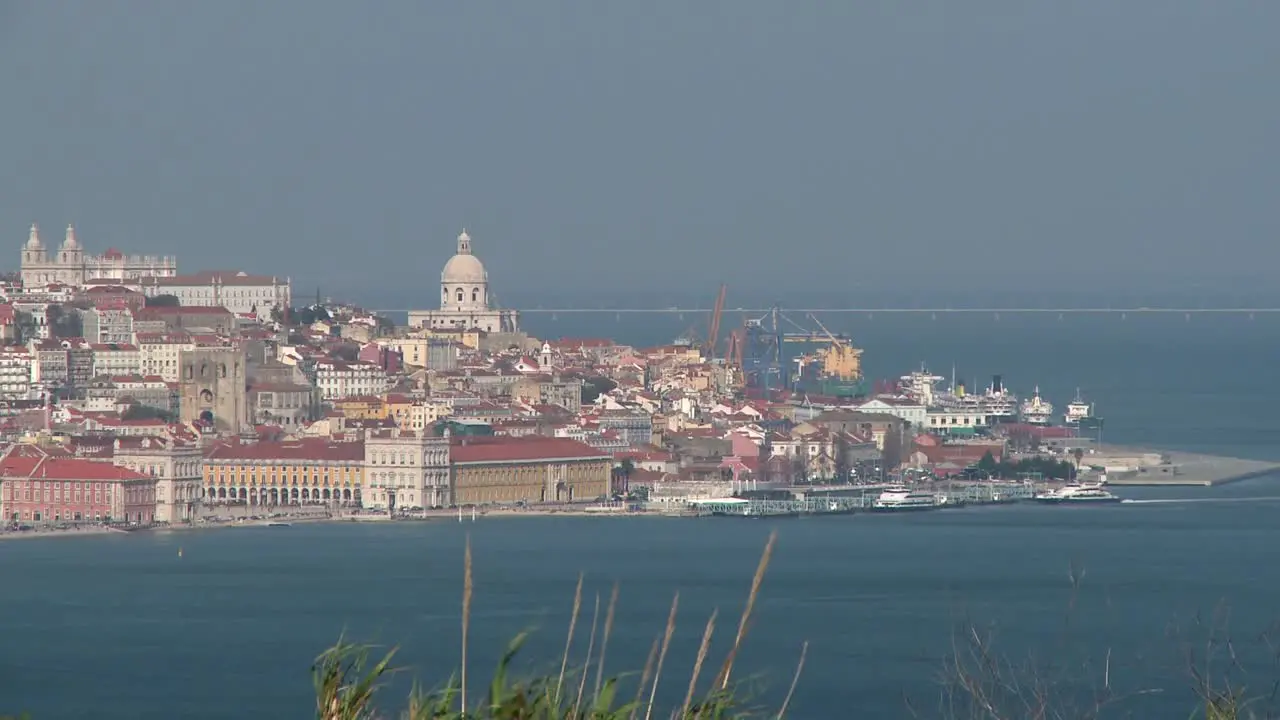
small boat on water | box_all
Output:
[871,486,943,512]
[1034,483,1121,504]
[267,522,292,527]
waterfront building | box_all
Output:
[0,448,156,524]
[362,428,451,509]
[202,437,365,505]
[855,398,928,428]
[924,406,992,435]
[450,436,611,505]
[407,230,520,334]
[111,436,202,524]
[19,224,177,288]
[138,271,290,317]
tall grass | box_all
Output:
[313,531,799,719]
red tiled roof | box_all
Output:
[450,436,609,464]
[0,456,151,481]
[135,306,233,319]
[204,438,365,462]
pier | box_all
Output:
[687,483,1038,518]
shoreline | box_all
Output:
[1089,445,1280,486]
[5,446,1278,542]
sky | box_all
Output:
[1,2,1277,308]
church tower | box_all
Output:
[22,223,46,266]
[59,224,83,265]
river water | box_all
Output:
[2,313,1278,718]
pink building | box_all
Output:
[1,448,157,525]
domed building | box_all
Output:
[407,229,519,333]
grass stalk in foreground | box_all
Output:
[312,530,790,719]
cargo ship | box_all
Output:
[791,337,868,398]
[1064,389,1104,430]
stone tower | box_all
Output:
[179,347,249,435]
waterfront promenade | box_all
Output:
[1100,448,1280,486]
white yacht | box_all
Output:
[871,486,942,512]
[1020,387,1054,425]
[1034,483,1121,504]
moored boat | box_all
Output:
[871,486,944,512]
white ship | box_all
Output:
[898,365,946,405]
[948,374,1018,423]
[1064,389,1092,425]
[901,369,1019,422]
[871,486,942,512]
[1019,387,1054,425]
[1034,483,1121,504]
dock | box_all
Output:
[1101,451,1280,487]
[687,483,1038,518]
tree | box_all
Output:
[833,432,852,483]
[145,294,181,308]
[1071,447,1085,471]
[121,405,177,422]
[47,305,82,339]
[757,434,773,485]
[977,450,999,477]
[791,441,811,484]
[580,376,618,404]
[14,310,37,342]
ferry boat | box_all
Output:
[1033,483,1121,504]
[1019,387,1054,425]
[871,486,943,512]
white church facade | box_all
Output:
[20,224,177,288]
[407,230,519,334]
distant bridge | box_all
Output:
[373,307,1280,315]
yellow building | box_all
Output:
[203,438,365,506]
[450,437,611,505]
[333,396,387,421]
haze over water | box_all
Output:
[4,316,1280,719]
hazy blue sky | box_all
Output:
[2,2,1277,306]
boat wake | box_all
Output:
[1121,496,1280,505]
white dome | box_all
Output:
[442,253,487,284]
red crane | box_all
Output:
[705,283,727,359]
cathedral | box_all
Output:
[407,229,519,333]
[20,223,177,288]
